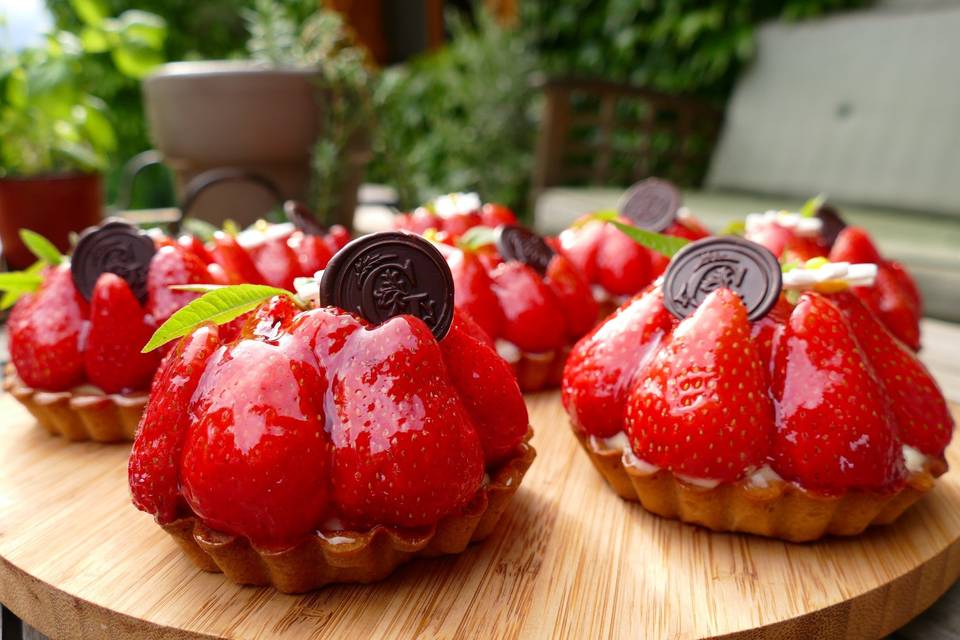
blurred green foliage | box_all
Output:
[0,1,165,177]
[368,9,538,211]
[520,0,872,100]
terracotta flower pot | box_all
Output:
[144,61,367,230]
[0,173,103,270]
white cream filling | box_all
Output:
[432,192,482,217]
[782,262,877,290]
[902,445,929,474]
[236,222,295,247]
[293,275,322,306]
[495,339,522,364]
[676,206,694,222]
[745,210,823,237]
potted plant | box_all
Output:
[0,5,166,269]
[143,0,374,230]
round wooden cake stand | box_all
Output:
[1,393,959,639]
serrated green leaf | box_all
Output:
[800,193,827,218]
[0,262,44,309]
[0,271,44,293]
[142,285,293,353]
[458,225,496,251]
[592,211,690,258]
[168,284,225,293]
[19,229,63,265]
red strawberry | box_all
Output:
[887,260,922,310]
[321,314,484,528]
[440,313,528,464]
[177,234,214,264]
[489,261,567,352]
[84,273,162,393]
[830,226,883,264]
[442,212,483,238]
[544,253,598,339]
[325,225,351,254]
[749,294,794,385]
[179,321,333,549]
[147,245,218,324]
[129,324,221,523]
[8,264,87,390]
[479,203,517,228]
[287,231,333,276]
[746,220,798,258]
[557,218,604,283]
[594,223,652,296]
[563,287,675,438]
[243,233,300,290]
[860,266,921,351]
[625,289,773,481]
[832,292,953,457]
[445,246,505,339]
[770,293,904,492]
[209,231,265,284]
[666,218,710,241]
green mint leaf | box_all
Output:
[800,193,827,218]
[142,284,292,353]
[721,220,746,236]
[0,271,45,293]
[1,261,46,309]
[19,229,64,266]
[168,284,226,293]
[457,225,497,251]
[592,211,690,258]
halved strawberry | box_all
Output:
[563,287,675,438]
[440,313,528,464]
[287,231,333,276]
[445,246,505,339]
[770,293,905,492]
[209,231,265,284]
[557,218,604,283]
[84,273,162,393]
[832,292,953,458]
[625,289,773,481]
[489,262,567,352]
[8,265,88,391]
[243,233,301,290]
[322,314,485,528]
[479,203,517,228]
[830,226,883,264]
[129,324,221,523]
[594,223,652,296]
[544,253,598,339]
[179,320,333,549]
[147,245,220,324]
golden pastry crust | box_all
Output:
[511,347,569,392]
[162,436,536,593]
[4,365,145,442]
[575,429,944,542]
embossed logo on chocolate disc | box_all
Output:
[618,178,681,231]
[815,203,847,248]
[319,232,454,339]
[71,219,156,303]
[284,200,327,236]
[663,237,782,321]
[495,225,554,275]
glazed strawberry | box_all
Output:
[147,245,226,324]
[322,314,485,528]
[887,260,922,310]
[489,261,567,353]
[749,295,793,384]
[8,264,87,391]
[445,246,505,339]
[557,219,604,283]
[288,231,333,276]
[771,293,905,492]
[325,225,351,253]
[241,228,301,291]
[180,323,332,549]
[544,253,598,340]
[177,234,214,264]
[593,224,652,296]
[129,324,221,523]
[209,231,265,284]
[563,287,675,438]
[832,292,953,457]
[84,273,162,393]
[439,313,528,464]
[625,289,773,481]
[830,226,882,264]
[479,203,517,228]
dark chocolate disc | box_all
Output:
[284,200,327,236]
[663,237,782,321]
[815,203,847,248]
[495,225,554,275]
[617,178,681,231]
[70,219,156,303]
[319,231,454,340]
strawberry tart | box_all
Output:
[433,224,598,391]
[557,178,710,317]
[562,235,954,541]
[4,211,347,442]
[745,203,922,350]
[393,192,518,241]
[129,232,534,592]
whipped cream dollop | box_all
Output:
[293,272,323,306]
[431,192,482,217]
[781,261,877,291]
[236,221,295,247]
[746,210,823,237]
[902,444,929,474]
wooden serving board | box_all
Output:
[1,392,960,640]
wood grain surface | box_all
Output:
[1,393,960,640]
